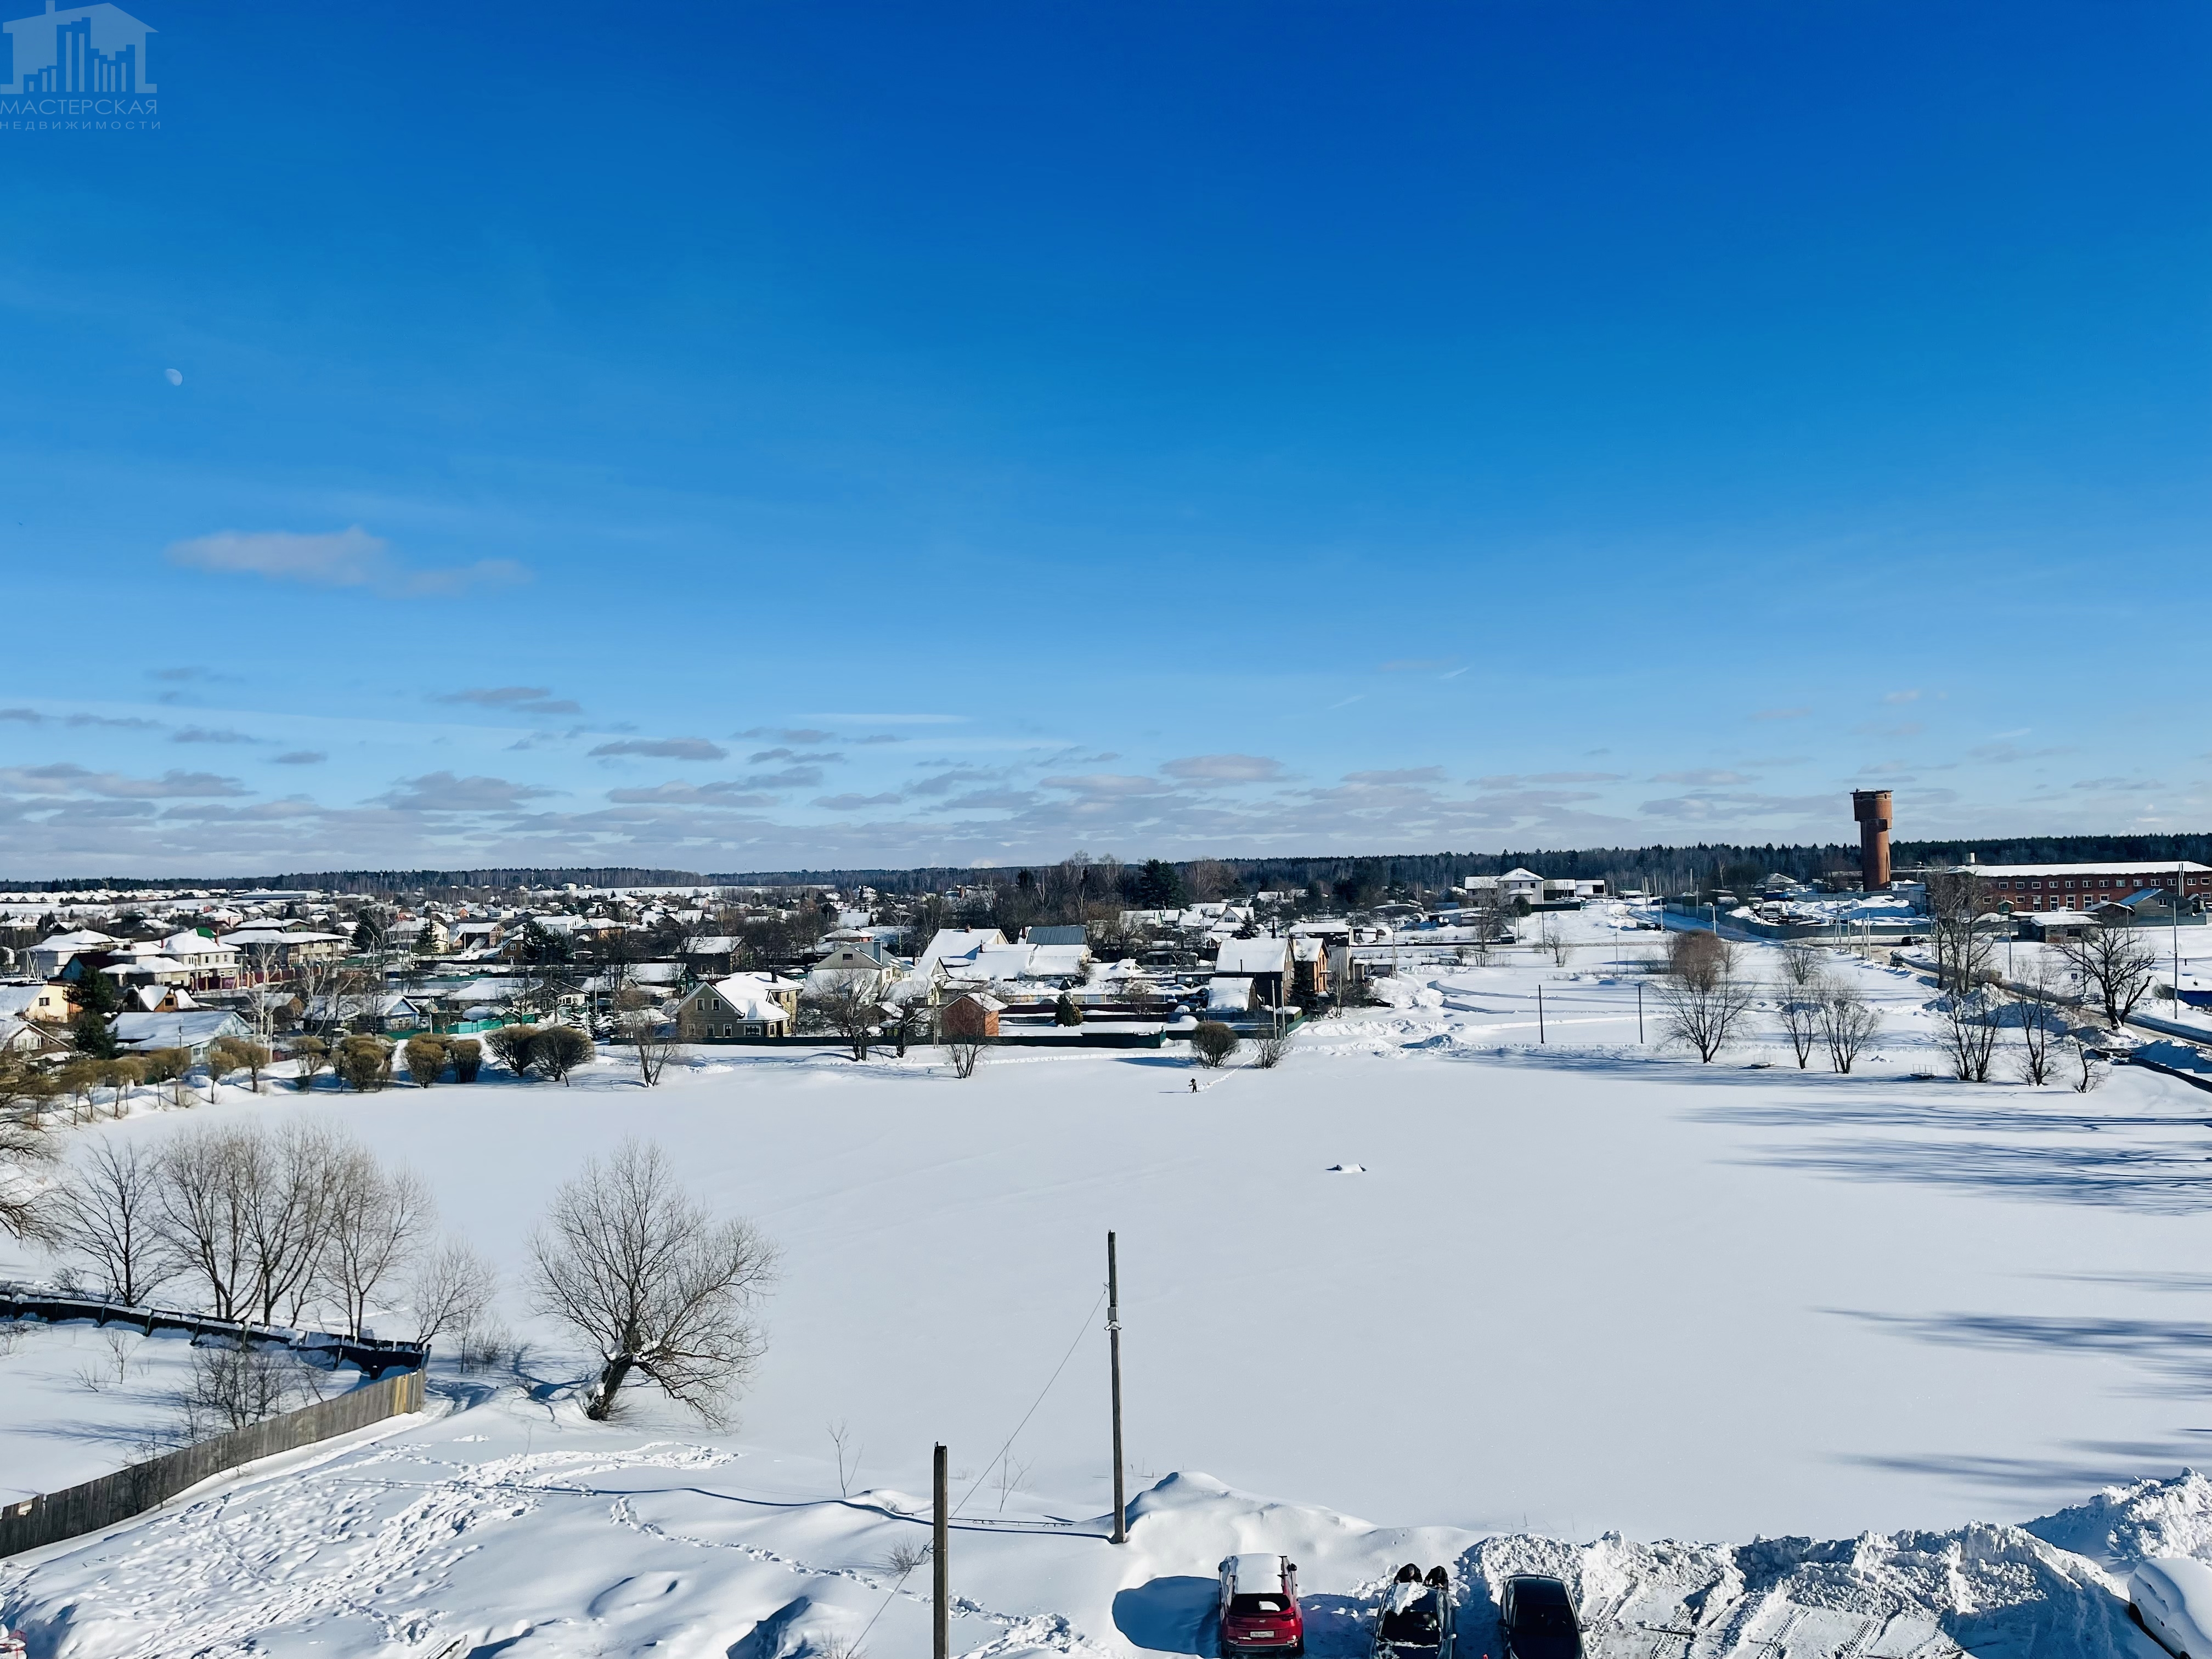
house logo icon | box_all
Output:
[2,0,156,95]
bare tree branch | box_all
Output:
[528,1138,778,1424]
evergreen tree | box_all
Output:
[72,963,122,1017]
[71,1007,119,1059]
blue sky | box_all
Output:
[1,1,2206,876]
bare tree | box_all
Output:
[153,1125,257,1320]
[1776,982,1824,1069]
[828,1419,861,1497]
[45,1139,175,1304]
[139,1046,194,1109]
[884,998,932,1059]
[318,1151,431,1340]
[1777,940,1826,992]
[1539,917,1572,967]
[2053,927,2158,1030]
[2072,1032,2108,1093]
[1252,1024,1292,1070]
[799,975,881,1063]
[243,1120,349,1326]
[1653,936,1754,1063]
[1925,867,1995,993]
[619,1005,682,1087]
[2010,964,2068,1087]
[178,1342,307,1437]
[0,1075,58,1242]
[409,1235,500,1348]
[1934,987,2002,1083]
[995,1449,1034,1513]
[1819,983,1881,1074]
[945,1037,986,1079]
[528,1138,779,1423]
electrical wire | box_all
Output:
[850,1282,1111,1649]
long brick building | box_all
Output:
[1960,860,2212,912]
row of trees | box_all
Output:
[35,1120,494,1340]
[1653,928,2129,1088]
[5,1111,780,1429]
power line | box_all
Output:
[851,1282,1110,1650]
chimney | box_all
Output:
[1850,790,1893,891]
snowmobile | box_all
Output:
[1373,1564,1453,1659]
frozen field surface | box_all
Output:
[5,935,2212,1655]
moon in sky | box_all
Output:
[165,368,183,385]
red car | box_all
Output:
[1219,1553,1305,1657]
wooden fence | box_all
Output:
[0,1366,424,1559]
[0,1284,427,1378]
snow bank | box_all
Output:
[0,1427,2194,1659]
[2131,1558,2212,1658]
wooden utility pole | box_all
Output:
[933,1442,949,1659]
[1108,1231,1126,1544]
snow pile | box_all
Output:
[0,1429,2196,1659]
[2131,1557,2212,1659]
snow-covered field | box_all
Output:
[6,921,2212,1657]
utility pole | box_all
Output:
[1108,1231,1126,1543]
[1537,983,1545,1043]
[933,1443,949,1659]
[1637,980,1644,1044]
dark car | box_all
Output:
[1498,1575,1582,1659]
[1374,1563,1453,1659]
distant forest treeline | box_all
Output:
[708,831,2212,901]
[10,832,2209,901]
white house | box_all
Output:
[912,928,1008,981]
[29,929,117,978]
[157,930,243,986]
[112,1008,251,1060]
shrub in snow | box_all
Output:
[1192,1022,1240,1068]
[533,1026,594,1084]
[403,1036,448,1089]
[335,1035,394,1093]
[485,1024,539,1077]
[448,1037,483,1084]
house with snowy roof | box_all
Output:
[676,973,803,1040]
[1214,935,1293,1008]
[28,929,117,978]
[112,1008,250,1061]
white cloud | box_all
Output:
[167,526,528,597]
[0,763,246,798]
[589,737,729,761]
[1342,767,1444,786]
[437,686,582,715]
[1161,754,1285,783]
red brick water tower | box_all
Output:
[1851,788,1893,891]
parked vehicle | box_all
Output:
[1498,1575,1582,1659]
[1219,1553,1304,1657]
[1374,1564,1453,1659]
